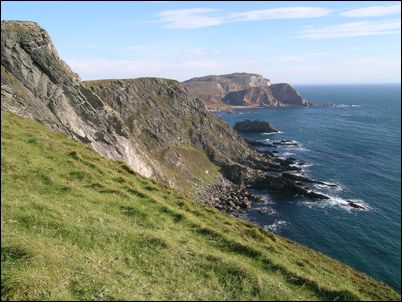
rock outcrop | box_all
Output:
[1,21,155,179]
[183,73,309,108]
[234,120,277,133]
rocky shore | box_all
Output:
[197,175,263,216]
[198,131,365,216]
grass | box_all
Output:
[165,144,219,194]
[1,112,400,301]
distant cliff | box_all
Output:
[183,73,309,108]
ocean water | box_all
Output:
[215,84,401,291]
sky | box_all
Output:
[1,1,401,84]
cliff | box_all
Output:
[1,21,154,178]
[1,21,268,192]
[183,73,309,108]
[0,20,347,204]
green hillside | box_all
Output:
[1,112,399,301]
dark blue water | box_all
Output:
[216,84,401,291]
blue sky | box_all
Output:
[1,1,401,84]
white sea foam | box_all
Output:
[301,195,370,212]
[289,171,307,177]
[293,162,313,168]
[336,104,361,108]
[291,146,310,152]
[262,131,284,135]
[263,220,288,232]
[313,182,343,192]
[256,206,278,215]
[276,141,309,151]
[278,152,295,160]
[249,191,274,204]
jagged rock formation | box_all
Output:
[183,73,309,108]
[1,21,155,179]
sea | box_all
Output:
[215,84,401,292]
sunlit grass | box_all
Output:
[1,112,399,301]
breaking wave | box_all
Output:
[301,195,371,212]
[262,131,284,135]
[263,220,288,232]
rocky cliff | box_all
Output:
[1,20,331,208]
[183,73,309,108]
[1,21,155,179]
[0,21,276,193]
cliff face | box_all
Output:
[0,20,321,202]
[0,21,268,191]
[269,83,308,106]
[1,21,155,179]
[183,73,308,108]
[82,78,264,190]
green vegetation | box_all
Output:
[162,145,219,194]
[1,112,399,301]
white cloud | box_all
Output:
[299,19,401,39]
[230,7,332,21]
[66,56,401,84]
[67,58,283,81]
[156,8,224,29]
[347,57,401,65]
[340,5,401,17]
[66,58,229,80]
[156,6,332,29]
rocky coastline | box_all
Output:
[1,21,365,220]
[208,102,358,113]
[198,124,365,216]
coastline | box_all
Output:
[212,94,401,292]
[206,102,345,113]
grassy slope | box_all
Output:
[1,112,399,301]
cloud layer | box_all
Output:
[157,6,332,29]
[299,19,401,39]
[340,4,401,17]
